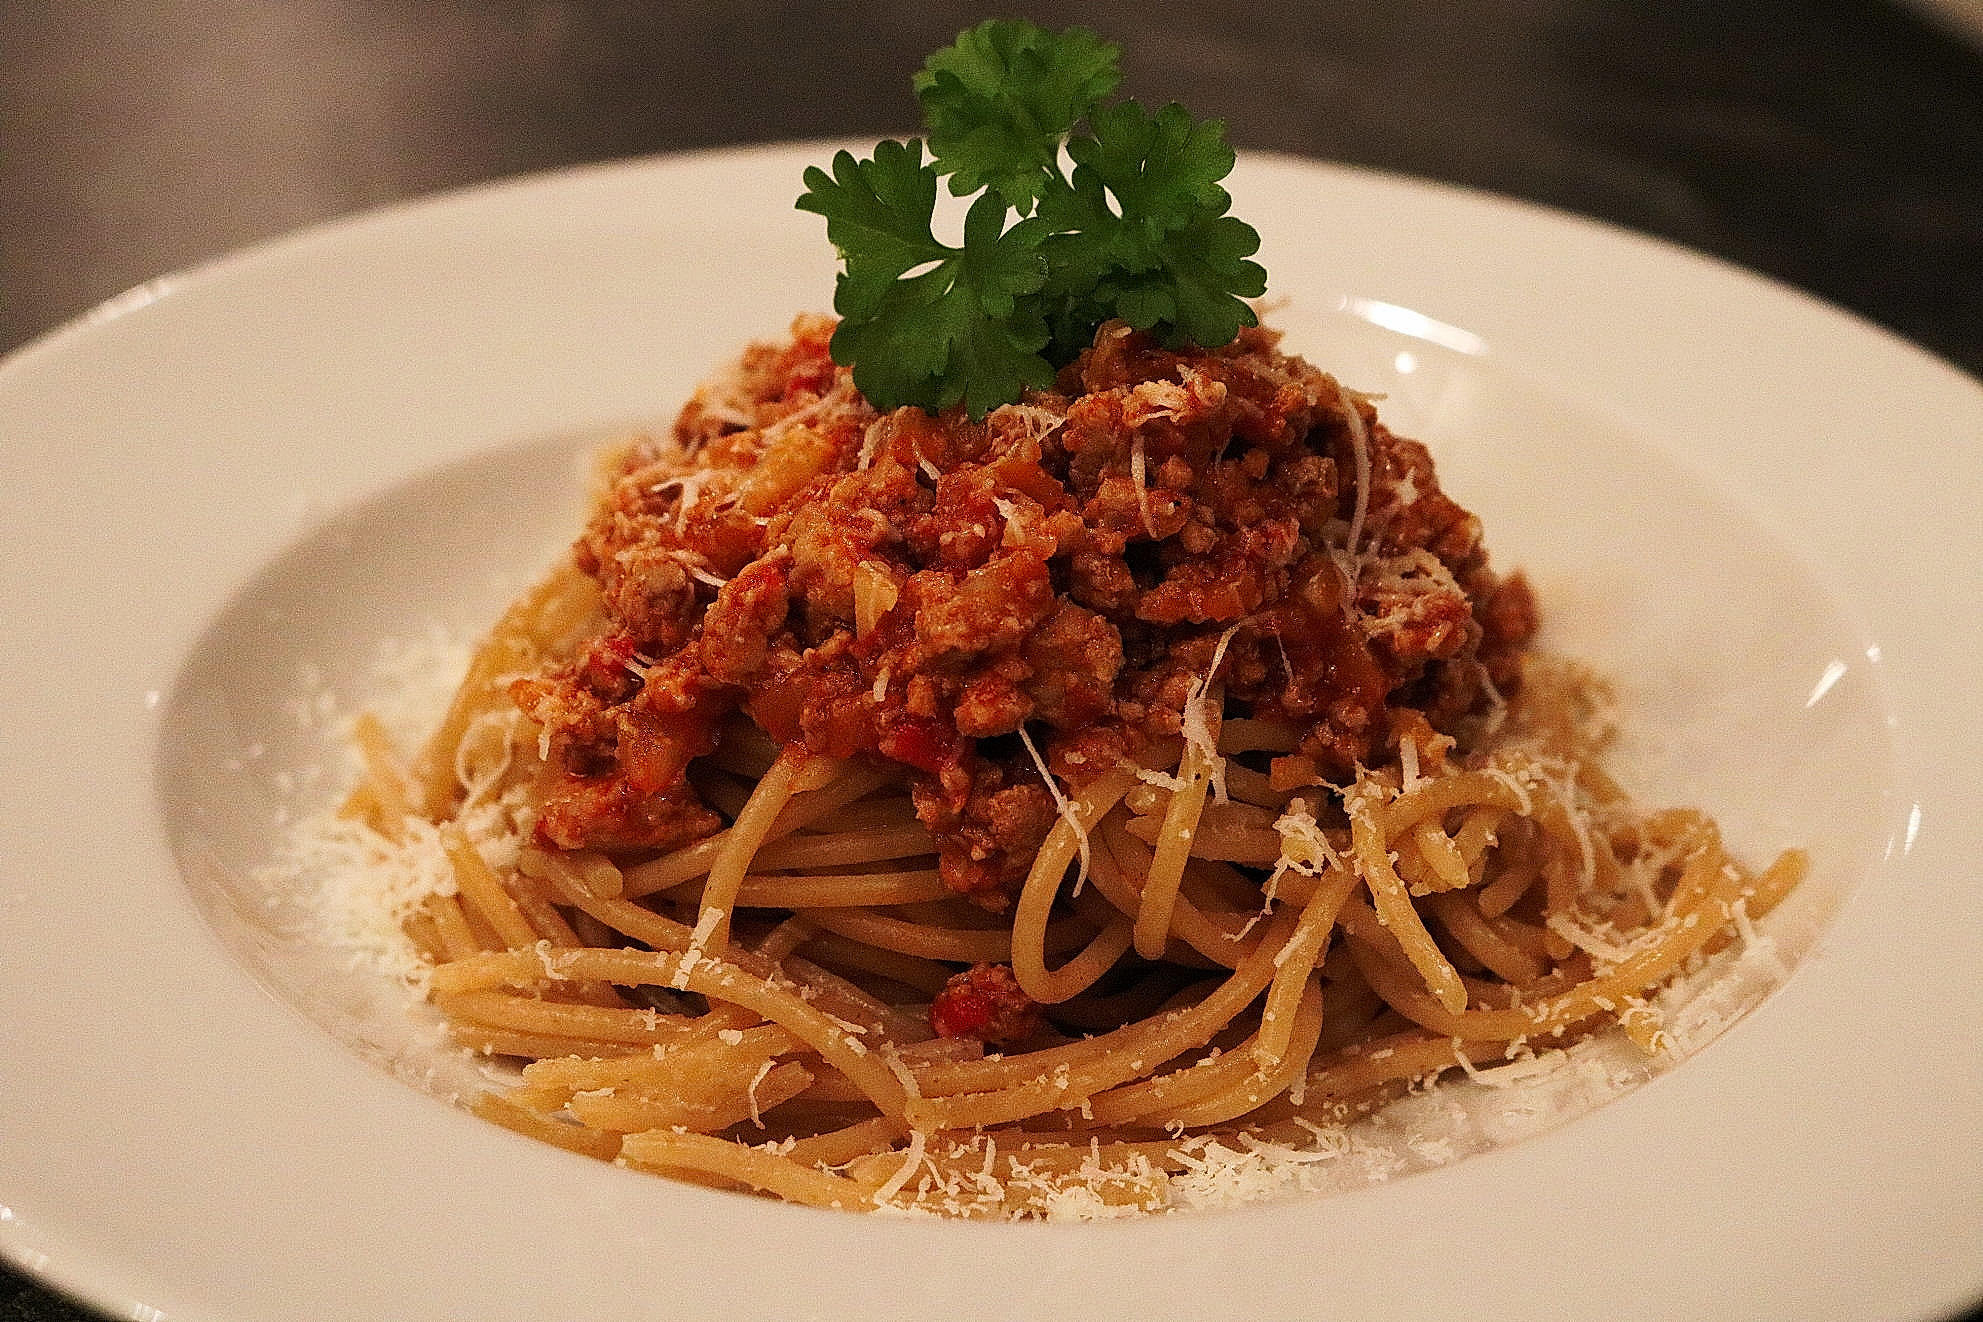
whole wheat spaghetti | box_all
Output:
[336,316,1803,1217]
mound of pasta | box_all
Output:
[343,316,1803,1217]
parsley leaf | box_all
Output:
[797,140,1055,417]
[799,20,1267,419]
[915,20,1121,213]
[1040,101,1266,350]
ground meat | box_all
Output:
[515,315,1536,899]
[929,963,1043,1046]
[697,553,791,686]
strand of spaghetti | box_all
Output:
[914,970,1228,1096]
[485,880,626,1014]
[1222,759,1297,809]
[1346,837,1793,1041]
[505,1080,581,1113]
[626,1030,813,1117]
[519,1025,801,1092]
[347,713,416,838]
[425,892,490,961]
[1732,847,1808,920]
[461,895,508,950]
[440,825,538,951]
[1128,786,1281,834]
[1338,906,1558,1040]
[619,761,895,896]
[1123,813,1284,867]
[777,952,932,1042]
[403,910,447,964]
[336,781,389,841]
[696,748,817,952]
[1022,918,1135,1007]
[491,897,629,1015]
[979,1133,1193,1163]
[778,1068,868,1104]
[744,824,936,871]
[804,795,922,833]
[1135,694,1220,960]
[1408,821,1472,891]
[523,853,694,952]
[471,1092,622,1161]
[1011,767,1140,1002]
[521,859,911,1038]
[414,560,597,817]
[720,868,949,908]
[545,1024,801,1102]
[1217,717,1301,754]
[1539,784,1611,899]
[1090,817,1251,967]
[1160,851,1268,943]
[1428,890,1548,986]
[448,1023,644,1059]
[1348,782,1468,1014]
[780,1115,908,1167]
[519,845,629,899]
[1080,1041,1255,1125]
[617,1130,877,1210]
[1298,1031,1494,1105]
[1541,832,1580,954]
[1375,767,1532,834]
[1167,976,1326,1126]
[897,1035,991,1065]
[1083,975,1319,1126]
[793,929,953,996]
[568,1062,816,1134]
[863,1128,930,1212]
[797,907,1021,964]
[1255,868,1358,1062]
[539,1030,801,1109]
[505,876,586,946]
[754,914,815,963]
[437,988,708,1048]
[1450,805,1507,877]
[905,909,1301,1129]
[430,946,910,1116]
[1476,835,1543,916]
[1483,908,1553,959]
[1642,845,1804,970]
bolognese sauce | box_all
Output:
[512,315,1535,919]
[329,312,1806,1212]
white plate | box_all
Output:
[1,145,1978,1322]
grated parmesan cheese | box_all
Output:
[869,1129,928,1206]
[1178,623,1242,805]
[249,600,1804,1223]
[1339,386,1374,561]
[1017,723,1092,894]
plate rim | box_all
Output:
[1,142,1978,1322]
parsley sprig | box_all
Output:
[797,19,1266,418]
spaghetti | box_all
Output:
[339,316,1804,1217]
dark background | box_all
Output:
[2,2,1979,1319]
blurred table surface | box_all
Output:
[2,1,1978,1319]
